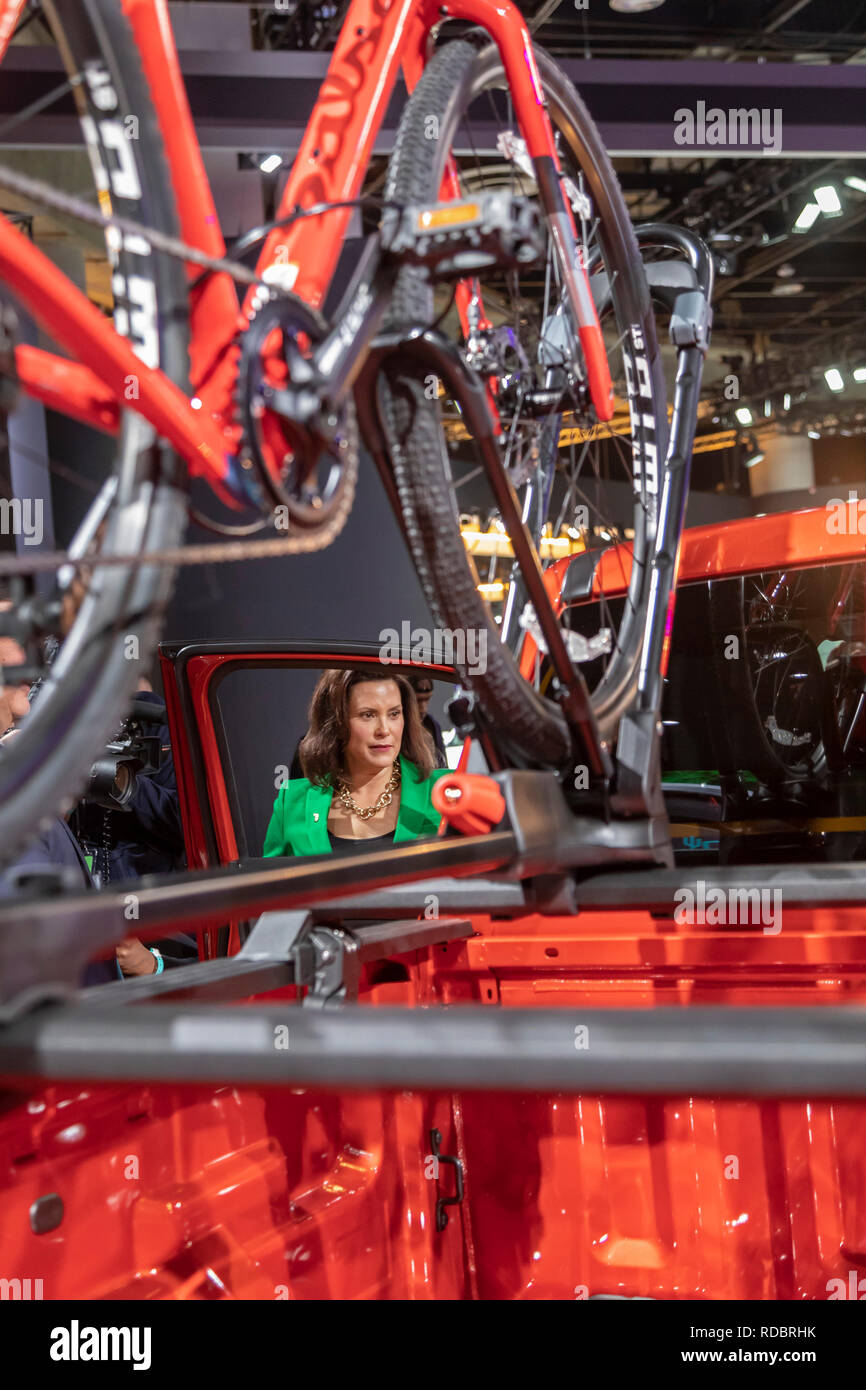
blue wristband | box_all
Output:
[150,949,164,975]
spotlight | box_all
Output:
[783,393,792,412]
[808,430,821,439]
[814,184,842,216]
[772,262,804,295]
[853,367,866,383]
[844,175,866,195]
[743,435,764,468]
[793,203,820,232]
[258,153,283,174]
[764,399,772,418]
[825,367,845,392]
[735,406,754,426]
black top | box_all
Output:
[327,830,396,856]
[423,713,448,768]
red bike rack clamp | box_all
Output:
[433,773,507,836]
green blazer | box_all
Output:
[263,754,449,857]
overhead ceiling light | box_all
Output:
[776,263,797,277]
[844,175,866,195]
[814,184,842,215]
[609,0,666,10]
[793,202,821,232]
[764,399,773,417]
[783,392,792,411]
[258,153,283,174]
[853,366,866,383]
[808,430,821,439]
[735,406,754,426]
[709,230,745,246]
[771,280,804,296]
[825,367,845,392]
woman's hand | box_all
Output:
[116,937,158,976]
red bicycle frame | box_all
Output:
[0,0,613,509]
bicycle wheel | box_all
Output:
[379,39,666,769]
[0,0,189,863]
[709,571,843,787]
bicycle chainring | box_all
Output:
[234,290,355,527]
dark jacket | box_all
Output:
[423,713,448,768]
[0,819,117,986]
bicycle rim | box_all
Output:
[380,40,666,768]
[0,0,189,864]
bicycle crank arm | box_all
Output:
[308,235,398,412]
[257,238,397,454]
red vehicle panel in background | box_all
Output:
[521,506,866,682]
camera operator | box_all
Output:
[70,678,197,976]
[0,630,119,983]
[72,680,185,883]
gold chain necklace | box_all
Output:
[336,761,400,821]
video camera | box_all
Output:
[85,695,166,812]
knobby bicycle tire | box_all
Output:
[0,0,189,865]
[379,40,666,771]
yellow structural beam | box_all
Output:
[445,408,763,456]
[461,527,588,559]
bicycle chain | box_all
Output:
[0,160,359,569]
[0,517,357,577]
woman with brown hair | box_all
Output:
[263,667,448,857]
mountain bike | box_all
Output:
[0,0,710,863]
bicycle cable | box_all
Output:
[0,172,415,567]
[0,160,401,289]
[0,162,461,571]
